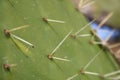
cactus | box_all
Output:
[0,0,119,80]
[76,0,120,28]
[93,0,120,28]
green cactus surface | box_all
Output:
[0,0,119,80]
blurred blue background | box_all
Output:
[90,21,120,42]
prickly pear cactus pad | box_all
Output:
[92,0,120,28]
[0,0,119,80]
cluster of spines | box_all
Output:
[2,0,120,80]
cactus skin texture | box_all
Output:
[0,0,119,80]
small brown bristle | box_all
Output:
[90,29,96,35]
[4,29,9,35]
[99,75,105,79]
[89,40,94,45]
[70,34,76,39]
[4,29,10,37]
[3,64,10,71]
[80,69,85,74]
[42,17,48,22]
[47,54,53,60]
